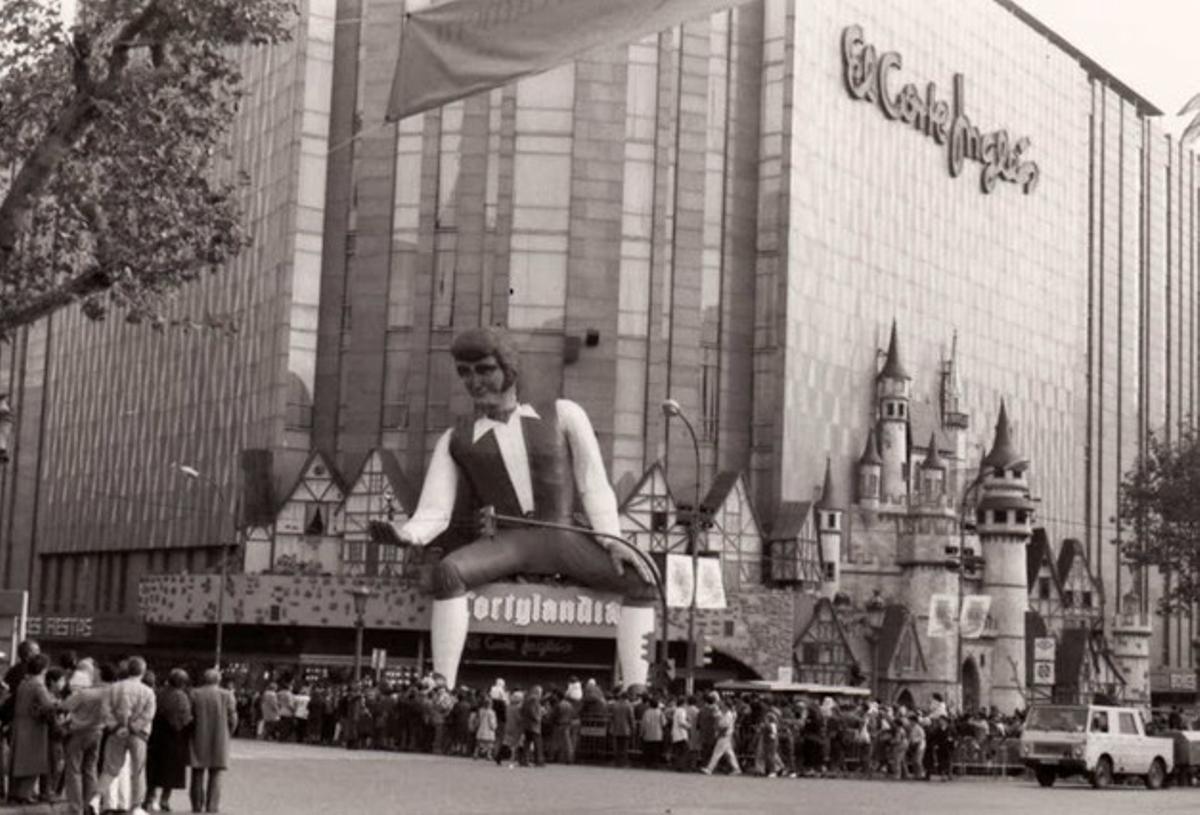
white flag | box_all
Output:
[388,0,755,121]
[927,593,958,638]
[959,595,992,640]
[665,553,693,608]
[695,556,727,610]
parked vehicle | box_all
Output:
[1164,730,1200,786]
[1020,704,1174,789]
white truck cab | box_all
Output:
[1021,704,1174,789]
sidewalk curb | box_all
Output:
[0,804,74,815]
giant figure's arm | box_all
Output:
[396,428,458,545]
[557,399,622,539]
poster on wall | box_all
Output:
[959,595,992,640]
[927,594,958,638]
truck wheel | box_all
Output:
[1035,766,1056,787]
[1090,756,1113,789]
[1145,758,1166,790]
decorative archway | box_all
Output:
[961,657,981,712]
[894,688,915,710]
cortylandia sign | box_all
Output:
[841,24,1040,195]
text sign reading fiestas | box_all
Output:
[465,584,622,639]
[841,25,1039,195]
[26,616,93,639]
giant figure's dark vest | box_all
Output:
[448,402,576,524]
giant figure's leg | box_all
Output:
[429,531,544,687]
[549,533,660,689]
[430,597,470,688]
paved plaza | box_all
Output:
[222,740,1200,814]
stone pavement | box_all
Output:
[221,739,1200,814]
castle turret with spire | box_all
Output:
[817,457,845,597]
[977,401,1034,715]
[876,322,910,507]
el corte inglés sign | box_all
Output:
[841,24,1039,195]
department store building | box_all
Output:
[1,0,1197,704]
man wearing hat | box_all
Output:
[393,327,657,689]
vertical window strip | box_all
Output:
[508,64,575,329]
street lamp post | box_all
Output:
[176,464,235,670]
[349,584,375,683]
[864,590,886,699]
[661,398,703,694]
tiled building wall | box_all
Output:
[0,1,338,608]
[323,5,765,505]
[783,0,1090,547]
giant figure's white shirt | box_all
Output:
[398,399,622,544]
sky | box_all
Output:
[1014,0,1200,129]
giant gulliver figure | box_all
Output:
[394,328,657,688]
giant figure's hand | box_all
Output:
[604,540,655,586]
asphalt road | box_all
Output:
[223,740,1200,814]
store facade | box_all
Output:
[1,0,1195,703]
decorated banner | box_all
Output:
[666,554,726,609]
[927,593,958,638]
[388,0,755,120]
[959,595,992,640]
[666,553,694,608]
[695,556,727,610]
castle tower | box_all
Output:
[1109,591,1152,705]
[876,322,911,507]
[918,432,947,506]
[817,457,845,597]
[940,332,970,468]
[977,401,1034,715]
[857,430,882,510]
[898,431,959,695]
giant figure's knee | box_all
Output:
[432,558,468,599]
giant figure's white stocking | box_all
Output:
[616,604,656,688]
[431,596,470,688]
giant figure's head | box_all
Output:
[450,327,520,413]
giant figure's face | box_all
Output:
[456,354,509,411]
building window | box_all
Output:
[1081,591,1092,609]
[885,403,895,417]
[1038,577,1051,600]
[1015,510,1028,524]
[822,562,836,581]
[1063,590,1074,608]
[304,505,329,536]
[650,511,668,532]
[992,509,1007,524]
[897,403,905,418]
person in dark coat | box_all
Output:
[147,669,194,812]
[609,690,635,768]
[189,669,237,814]
[10,654,57,803]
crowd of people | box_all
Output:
[0,639,237,815]
[237,671,1033,780]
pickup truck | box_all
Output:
[1020,704,1174,789]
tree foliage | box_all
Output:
[1117,427,1200,614]
[0,0,297,337]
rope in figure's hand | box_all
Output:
[604,539,655,586]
